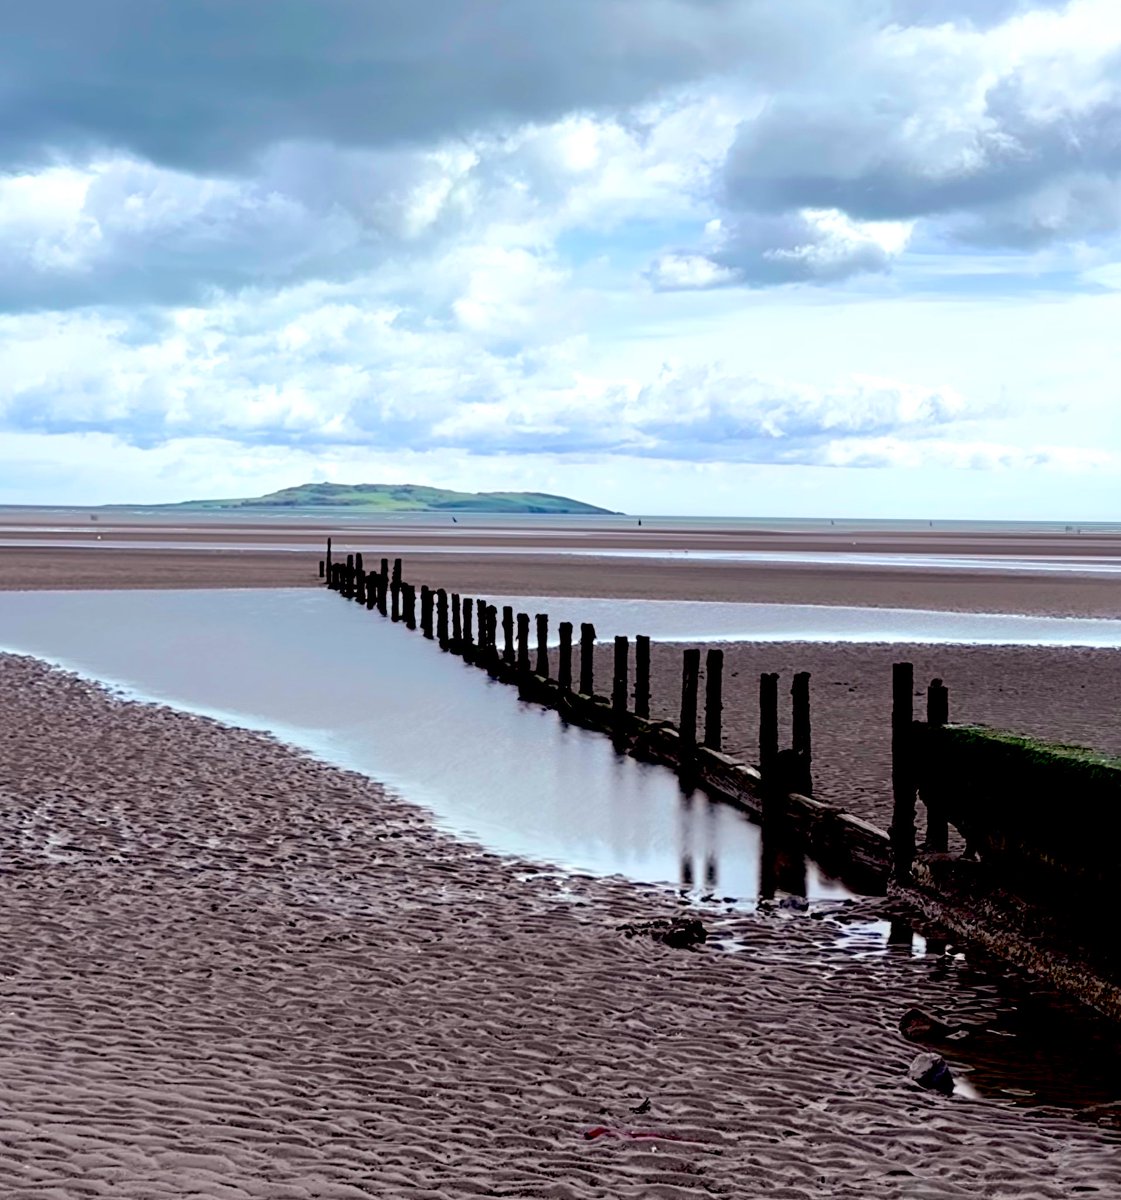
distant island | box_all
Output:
[166,482,616,515]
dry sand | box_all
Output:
[2,653,1120,1199]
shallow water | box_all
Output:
[0,587,847,903]
[485,594,1121,647]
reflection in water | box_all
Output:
[0,587,848,904]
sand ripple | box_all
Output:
[0,654,1117,1198]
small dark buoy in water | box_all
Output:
[637,519,642,526]
[452,516,458,524]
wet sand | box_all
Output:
[2,652,1120,1198]
[4,520,1121,615]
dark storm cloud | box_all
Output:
[0,0,790,173]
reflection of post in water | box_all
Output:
[888,917,914,951]
[703,796,718,892]
[679,791,696,890]
[759,808,808,901]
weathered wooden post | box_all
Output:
[325,537,333,583]
[557,622,573,692]
[704,648,724,751]
[420,586,433,638]
[679,648,701,751]
[391,558,402,621]
[758,672,777,782]
[502,606,515,665]
[462,596,475,660]
[451,592,462,651]
[612,636,629,719]
[634,635,651,719]
[791,670,812,795]
[516,613,531,674]
[891,661,916,883]
[345,554,354,598]
[922,678,950,854]
[535,614,549,677]
[579,623,595,695]
[355,568,367,606]
[482,604,497,670]
[404,583,417,630]
[378,558,389,616]
[319,560,325,579]
[366,574,377,610]
[436,589,449,648]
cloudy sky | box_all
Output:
[2,0,1120,516]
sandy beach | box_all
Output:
[3,512,1121,616]
[3,515,1121,1196]
[2,653,1120,1199]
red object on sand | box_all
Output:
[583,1126,688,1142]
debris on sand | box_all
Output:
[619,916,708,949]
[908,1052,955,1095]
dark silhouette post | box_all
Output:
[535,614,549,677]
[679,648,701,751]
[704,648,724,751]
[922,678,950,853]
[502,606,515,665]
[355,568,367,606]
[376,558,386,614]
[791,671,812,795]
[319,560,325,579]
[404,583,417,630]
[462,596,474,660]
[891,661,916,883]
[451,592,462,651]
[436,589,449,648]
[420,586,433,638]
[634,635,651,719]
[516,613,531,674]
[325,537,332,582]
[758,676,777,787]
[579,623,596,695]
[557,622,573,692]
[391,558,402,621]
[612,636,629,718]
[345,554,354,599]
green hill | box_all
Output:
[171,482,616,515]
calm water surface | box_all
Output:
[0,588,848,904]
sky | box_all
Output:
[2,0,1120,517]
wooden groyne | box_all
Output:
[321,542,1121,1016]
[324,548,890,895]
